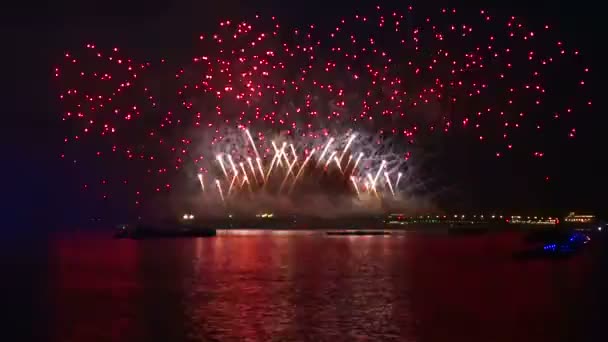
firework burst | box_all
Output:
[55,5,591,215]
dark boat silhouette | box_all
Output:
[447,222,490,235]
[115,221,216,239]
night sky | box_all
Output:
[1,0,604,228]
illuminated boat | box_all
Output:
[541,231,590,255]
[515,231,590,259]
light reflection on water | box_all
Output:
[48,230,602,341]
[217,229,322,235]
[217,229,410,236]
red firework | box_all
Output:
[55,5,591,207]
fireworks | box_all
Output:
[55,5,591,214]
[208,129,402,199]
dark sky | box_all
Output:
[1,0,604,228]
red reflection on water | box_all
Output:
[49,230,598,341]
[50,231,142,341]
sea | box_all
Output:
[5,229,607,341]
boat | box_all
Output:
[115,222,216,239]
[447,223,489,235]
[514,231,590,259]
[540,231,590,255]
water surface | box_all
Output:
[43,230,606,341]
